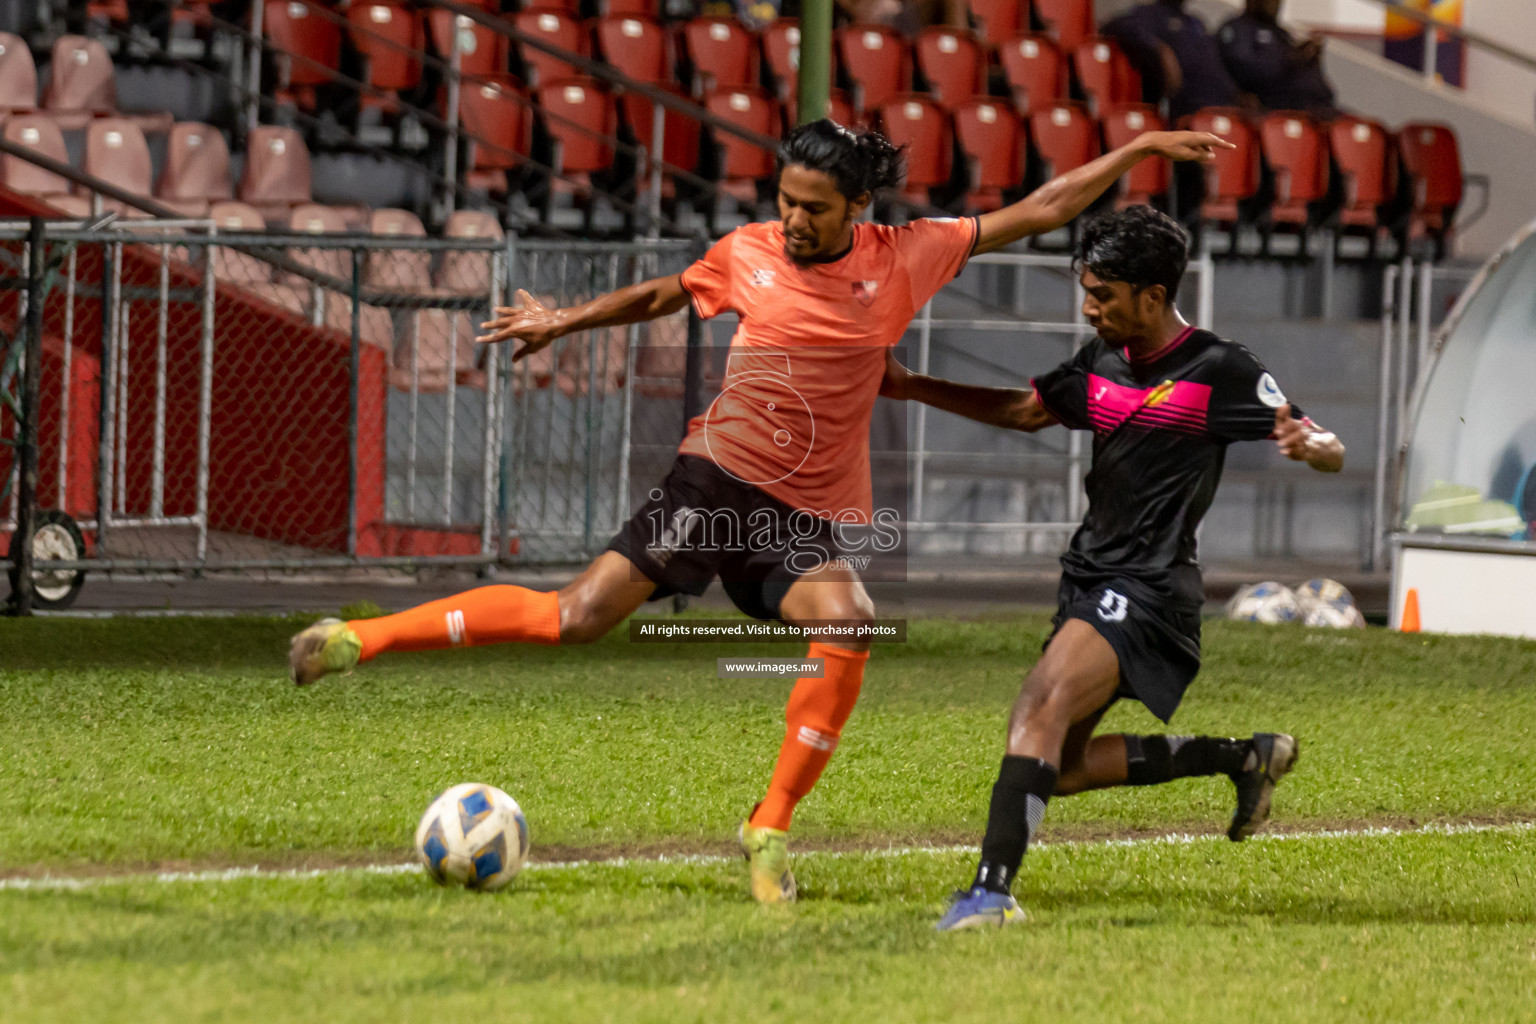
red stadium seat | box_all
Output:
[682,17,758,97]
[604,0,660,14]
[969,0,1023,48]
[1185,107,1260,227]
[1034,0,1095,53]
[238,124,313,222]
[595,16,668,83]
[1101,104,1167,207]
[1029,101,1099,179]
[622,83,701,197]
[915,27,983,109]
[515,8,587,88]
[83,118,154,216]
[1000,34,1065,117]
[1259,112,1329,228]
[1,115,73,200]
[538,77,618,175]
[1328,116,1393,232]
[705,86,780,184]
[954,98,1025,212]
[0,33,37,113]
[428,8,507,80]
[1397,122,1463,248]
[157,122,233,217]
[262,1,341,109]
[878,94,952,202]
[837,24,910,115]
[346,2,424,106]
[828,88,856,128]
[458,74,531,190]
[1072,37,1141,115]
[763,19,802,101]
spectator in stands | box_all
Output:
[1217,0,1338,116]
[1101,0,1238,121]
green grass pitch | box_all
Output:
[1,613,1533,1022]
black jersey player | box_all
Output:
[880,206,1346,930]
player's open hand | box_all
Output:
[476,289,566,361]
[1273,403,1311,461]
[1141,130,1236,164]
[879,350,912,400]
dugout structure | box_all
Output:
[1391,215,1536,638]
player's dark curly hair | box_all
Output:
[775,119,906,201]
[1073,206,1191,302]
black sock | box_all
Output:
[1124,735,1254,786]
[973,755,1058,894]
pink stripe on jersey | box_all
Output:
[1087,374,1212,435]
[1129,325,1197,365]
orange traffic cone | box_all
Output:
[1400,588,1421,633]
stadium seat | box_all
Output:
[537,77,619,176]
[555,329,627,398]
[438,209,503,296]
[0,33,37,113]
[238,125,313,223]
[915,27,984,108]
[514,8,587,88]
[262,0,342,110]
[969,0,1024,47]
[603,0,660,14]
[346,2,425,109]
[393,308,486,392]
[622,82,701,199]
[1185,107,1260,233]
[954,98,1025,212]
[40,34,118,130]
[1259,112,1330,235]
[1328,116,1393,242]
[633,328,687,399]
[82,118,153,217]
[1101,104,1168,207]
[156,122,233,217]
[1397,122,1463,253]
[1033,0,1095,53]
[836,24,910,115]
[1029,101,1099,179]
[878,94,952,204]
[428,8,507,80]
[456,74,531,191]
[367,207,430,292]
[1072,37,1141,115]
[682,17,759,97]
[594,16,668,84]
[828,89,856,128]
[704,86,780,195]
[1000,34,1066,117]
[203,201,281,290]
[1,115,73,206]
[763,19,800,100]
[288,203,393,347]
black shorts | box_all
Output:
[606,455,839,621]
[1047,575,1202,723]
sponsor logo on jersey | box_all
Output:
[852,280,879,306]
[1142,379,1177,408]
[751,269,776,287]
[1256,372,1287,408]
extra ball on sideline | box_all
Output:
[1225,581,1302,624]
[415,783,530,892]
[1293,577,1366,628]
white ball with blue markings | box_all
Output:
[1225,581,1302,624]
[414,783,529,892]
[1293,578,1366,629]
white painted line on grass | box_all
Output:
[2,820,1530,893]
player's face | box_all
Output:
[1080,269,1165,347]
[777,164,869,262]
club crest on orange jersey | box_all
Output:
[853,280,878,306]
[1143,380,1177,407]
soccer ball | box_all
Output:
[414,783,530,892]
[1293,578,1366,629]
[1226,581,1302,624]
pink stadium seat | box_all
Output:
[367,207,431,292]
[595,16,668,84]
[0,33,37,113]
[1101,104,1168,207]
[82,118,154,217]
[514,7,587,88]
[878,94,952,203]
[1,115,73,200]
[41,34,115,130]
[836,24,910,115]
[915,27,984,109]
[239,125,313,223]
[262,0,342,110]
[555,330,626,398]
[286,203,393,348]
[438,209,503,295]
[682,17,759,97]
[206,201,274,286]
[1073,37,1141,115]
[999,34,1066,117]
[954,97,1025,212]
[156,122,233,217]
[428,7,507,80]
[538,77,618,176]
[393,309,486,392]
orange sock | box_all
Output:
[349,585,561,660]
[749,643,870,832]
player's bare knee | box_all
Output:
[554,589,608,644]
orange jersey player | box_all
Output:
[288,119,1232,905]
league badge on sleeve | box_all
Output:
[1256,373,1287,408]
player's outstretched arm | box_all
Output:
[880,352,1057,433]
[1273,403,1344,473]
[476,275,689,363]
[971,131,1235,256]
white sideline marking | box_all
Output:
[2,820,1531,893]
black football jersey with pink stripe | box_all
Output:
[1031,328,1300,609]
